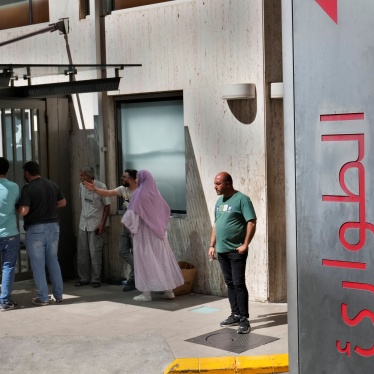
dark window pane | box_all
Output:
[115,0,173,11]
[0,0,49,31]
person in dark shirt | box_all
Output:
[18,161,66,306]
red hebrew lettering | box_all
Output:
[341,303,374,326]
[322,260,366,270]
[336,340,351,356]
[322,134,374,251]
[354,344,374,357]
[342,281,374,294]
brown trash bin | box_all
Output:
[173,261,197,296]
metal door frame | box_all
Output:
[0,98,47,281]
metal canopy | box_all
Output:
[0,77,121,98]
[0,63,141,84]
[0,63,141,97]
[0,18,142,97]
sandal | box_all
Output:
[75,281,90,287]
[91,282,101,288]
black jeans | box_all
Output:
[217,250,249,319]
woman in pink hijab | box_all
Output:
[121,170,183,301]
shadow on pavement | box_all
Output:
[11,279,224,312]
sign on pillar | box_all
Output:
[283,1,374,372]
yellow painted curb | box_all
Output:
[164,354,288,374]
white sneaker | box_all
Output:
[133,293,152,302]
[162,291,175,299]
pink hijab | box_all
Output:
[128,170,171,239]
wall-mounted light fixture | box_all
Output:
[222,83,257,124]
[222,83,256,100]
[270,82,283,99]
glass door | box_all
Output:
[0,99,47,281]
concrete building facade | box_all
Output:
[0,0,285,302]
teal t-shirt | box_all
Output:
[214,191,256,253]
[0,178,20,238]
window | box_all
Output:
[0,0,49,31]
[79,0,90,19]
[117,93,186,214]
[107,0,173,12]
[0,105,41,280]
[0,107,39,184]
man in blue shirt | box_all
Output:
[0,157,21,311]
[208,172,257,334]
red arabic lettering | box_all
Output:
[336,340,351,356]
[320,113,364,122]
[322,134,374,251]
[341,303,374,326]
[342,281,374,294]
[336,340,374,357]
[322,260,366,270]
[354,344,374,357]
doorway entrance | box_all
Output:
[0,98,75,281]
[0,99,46,281]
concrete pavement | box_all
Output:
[0,279,288,373]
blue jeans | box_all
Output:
[0,235,20,304]
[26,223,63,302]
[217,250,249,319]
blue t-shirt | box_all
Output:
[0,178,20,238]
[214,191,256,253]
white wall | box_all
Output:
[0,0,271,301]
[105,0,268,300]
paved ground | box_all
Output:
[0,280,288,373]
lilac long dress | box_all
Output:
[121,170,183,292]
[122,210,183,292]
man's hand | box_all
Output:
[236,244,248,254]
[208,246,216,260]
[83,181,96,191]
[96,223,106,234]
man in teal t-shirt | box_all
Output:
[0,157,21,311]
[208,172,256,334]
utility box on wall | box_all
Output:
[283,1,374,373]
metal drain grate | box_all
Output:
[186,328,279,354]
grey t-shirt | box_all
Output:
[115,186,137,213]
[79,180,111,231]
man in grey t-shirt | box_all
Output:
[83,169,138,292]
